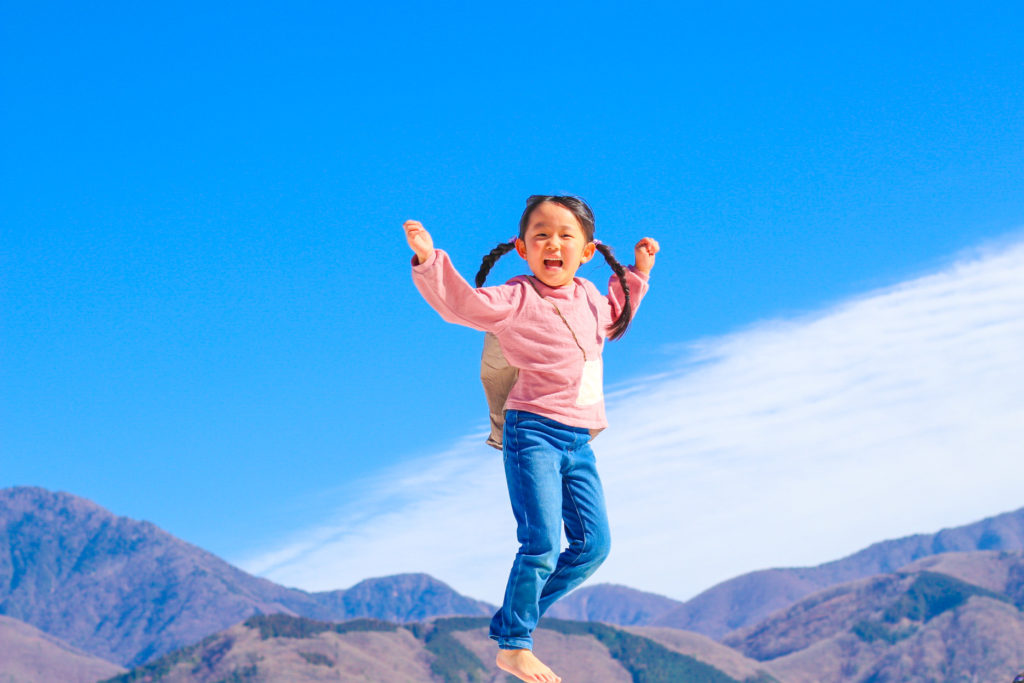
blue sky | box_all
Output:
[3,1,1023,599]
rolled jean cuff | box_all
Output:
[495,636,533,650]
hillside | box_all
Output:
[722,558,1024,682]
[622,626,780,682]
[0,486,492,667]
[0,614,126,682]
[672,505,1024,638]
[95,554,1024,683]
[558,505,1024,639]
[101,614,752,683]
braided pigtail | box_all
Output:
[594,242,633,340]
[475,241,517,287]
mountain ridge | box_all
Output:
[551,504,1024,639]
[100,559,1024,683]
[0,486,493,667]
[5,484,1024,681]
[720,557,1024,681]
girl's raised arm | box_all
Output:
[405,222,517,334]
[403,220,435,265]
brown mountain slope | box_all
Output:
[103,618,437,683]
[898,549,1024,596]
[723,572,922,661]
[623,625,780,682]
[0,614,125,683]
[857,597,1024,683]
[653,568,820,639]
[763,596,1024,683]
[453,625,634,682]
[102,615,747,683]
[721,562,1024,682]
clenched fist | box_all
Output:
[403,220,435,265]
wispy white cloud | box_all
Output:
[239,236,1024,604]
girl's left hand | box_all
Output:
[634,237,660,275]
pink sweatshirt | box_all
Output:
[411,249,649,429]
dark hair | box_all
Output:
[474,195,633,340]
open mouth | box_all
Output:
[543,259,563,269]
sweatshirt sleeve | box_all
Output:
[411,250,517,333]
[607,266,650,320]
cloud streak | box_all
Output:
[240,236,1024,604]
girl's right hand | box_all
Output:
[403,220,435,265]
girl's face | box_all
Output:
[515,201,596,288]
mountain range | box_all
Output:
[0,486,491,667]
[3,485,1024,681]
[102,566,1024,683]
[100,614,757,683]
[549,502,1024,637]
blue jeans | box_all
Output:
[489,410,611,650]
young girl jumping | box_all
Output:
[403,195,659,683]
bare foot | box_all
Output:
[495,648,561,683]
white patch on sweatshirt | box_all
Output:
[576,359,604,406]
